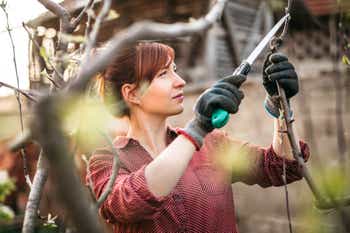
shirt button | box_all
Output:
[173,194,183,203]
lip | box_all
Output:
[172,93,184,99]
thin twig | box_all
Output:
[81,0,95,52]
[81,0,111,65]
[0,81,38,102]
[1,3,33,190]
[70,0,94,29]
[9,131,33,152]
[0,4,24,130]
[96,131,120,208]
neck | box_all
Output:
[127,110,168,158]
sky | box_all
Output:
[0,0,63,96]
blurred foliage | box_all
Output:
[342,55,350,66]
[61,95,117,152]
[0,171,15,221]
[268,0,284,11]
[0,204,14,221]
[41,213,58,233]
[105,9,120,22]
[0,171,15,202]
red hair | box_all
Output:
[97,42,175,117]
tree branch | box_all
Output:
[37,0,71,32]
[0,2,25,129]
[70,0,94,29]
[9,131,33,152]
[0,81,38,102]
[70,0,227,94]
[96,131,120,208]
[31,97,105,233]
[81,0,111,64]
[22,150,49,233]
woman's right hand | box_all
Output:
[180,74,246,149]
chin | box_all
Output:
[167,106,184,116]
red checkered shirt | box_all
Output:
[86,128,310,233]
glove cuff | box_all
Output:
[264,95,293,119]
[178,119,210,150]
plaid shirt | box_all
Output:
[87,128,309,233]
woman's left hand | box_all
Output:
[262,52,299,99]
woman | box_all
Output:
[87,42,309,233]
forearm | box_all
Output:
[272,117,300,160]
[145,135,196,197]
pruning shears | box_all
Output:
[211,13,291,128]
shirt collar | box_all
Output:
[112,126,178,149]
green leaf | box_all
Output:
[0,204,14,221]
[105,10,119,21]
[342,55,350,66]
[39,46,49,63]
[0,171,16,202]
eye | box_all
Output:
[159,70,167,77]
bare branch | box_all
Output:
[1,3,25,130]
[22,150,49,233]
[82,0,111,64]
[37,0,71,31]
[71,0,227,94]
[9,131,33,152]
[71,0,94,29]
[96,131,120,208]
[0,81,38,102]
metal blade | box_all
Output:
[246,13,290,65]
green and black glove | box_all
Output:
[178,74,246,150]
[262,52,299,118]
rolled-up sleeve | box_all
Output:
[262,141,310,187]
[204,130,310,188]
[86,150,168,223]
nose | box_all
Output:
[173,72,186,88]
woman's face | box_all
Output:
[137,62,186,117]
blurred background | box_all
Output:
[0,0,350,232]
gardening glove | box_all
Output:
[178,74,246,150]
[262,52,299,118]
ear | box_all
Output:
[121,83,141,106]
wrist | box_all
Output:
[177,119,210,151]
[264,95,293,119]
